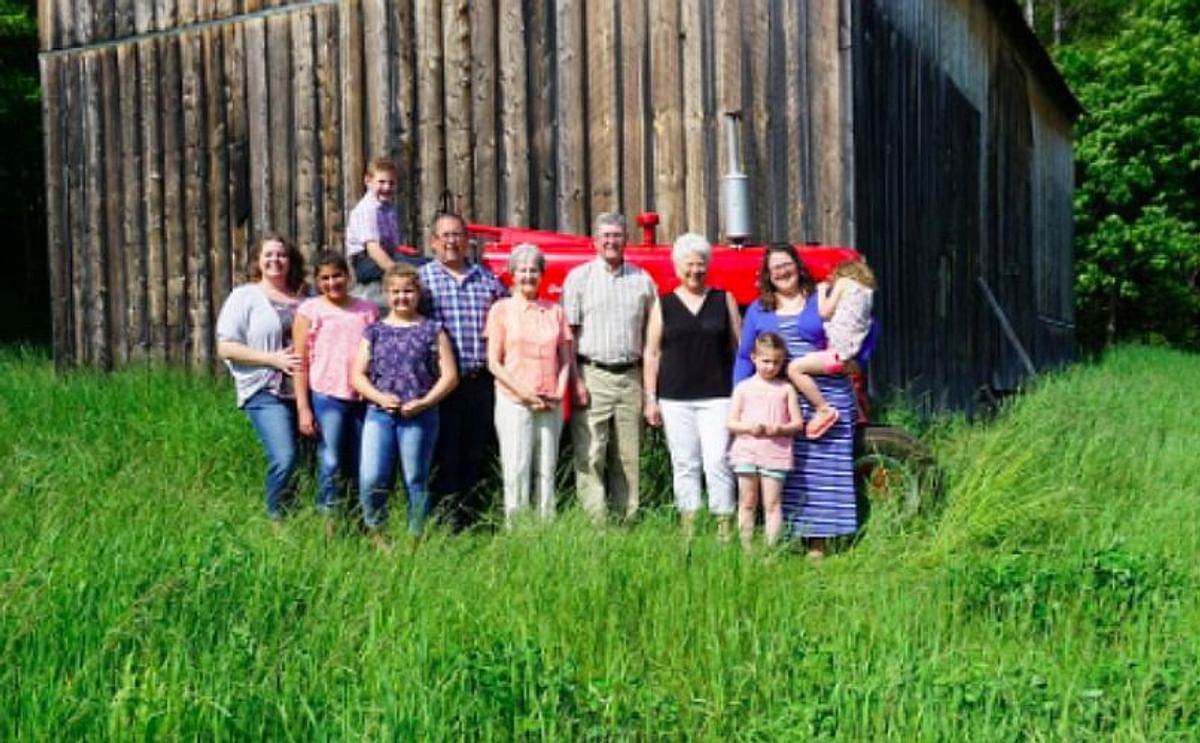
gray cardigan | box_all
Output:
[216,284,288,408]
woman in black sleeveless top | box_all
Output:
[643,233,743,539]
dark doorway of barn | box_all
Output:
[853,0,982,413]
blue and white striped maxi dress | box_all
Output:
[777,301,859,537]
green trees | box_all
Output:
[1056,0,1200,349]
[0,0,46,343]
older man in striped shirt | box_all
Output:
[563,212,658,522]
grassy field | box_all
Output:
[1,345,1197,741]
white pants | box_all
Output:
[495,392,564,523]
[659,397,735,515]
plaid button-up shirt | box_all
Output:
[419,260,508,374]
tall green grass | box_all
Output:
[2,345,1198,740]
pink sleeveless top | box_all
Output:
[727,376,794,471]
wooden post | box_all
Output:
[83,52,110,367]
[361,0,388,159]
[117,43,147,358]
[389,0,415,242]
[76,0,93,45]
[141,39,166,361]
[155,0,176,33]
[178,0,194,30]
[223,22,249,281]
[204,27,232,364]
[587,1,618,217]
[748,0,770,240]
[555,0,585,233]
[160,37,186,364]
[92,0,112,45]
[245,18,270,237]
[101,47,128,366]
[55,0,75,49]
[292,10,319,254]
[314,5,341,251]
[114,0,133,39]
[785,0,807,241]
[268,14,293,238]
[470,0,497,224]
[65,58,86,363]
[651,0,684,240]
[415,0,445,234]
[809,0,842,243]
[527,0,553,227]
[38,0,55,52]
[680,0,709,236]
[42,56,70,363]
[339,0,364,221]
[444,0,473,219]
[134,0,152,35]
[618,0,646,220]
[497,0,528,225]
[713,0,741,242]
[182,32,211,369]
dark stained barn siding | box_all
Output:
[852,0,1079,412]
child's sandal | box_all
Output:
[805,406,839,439]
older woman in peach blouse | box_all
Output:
[486,243,574,526]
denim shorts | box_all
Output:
[732,463,789,481]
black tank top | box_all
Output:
[658,290,734,400]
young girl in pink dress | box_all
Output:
[293,251,378,524]
[727,332,805,550]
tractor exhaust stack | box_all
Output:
[722,112,751,246]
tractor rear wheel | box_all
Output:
[855,425,937,519]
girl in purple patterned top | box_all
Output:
[352,264,458,543]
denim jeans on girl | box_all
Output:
[359,405,439,533]
[242,390,300,519]
[310,392,365,515]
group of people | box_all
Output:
[216,156,876,556]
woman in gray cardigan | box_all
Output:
[216,233,308,519]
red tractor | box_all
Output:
[470,212,937,518]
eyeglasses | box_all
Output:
[767,263,796,275]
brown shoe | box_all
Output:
[367,529,393,554]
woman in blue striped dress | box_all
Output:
[733,244,858,556]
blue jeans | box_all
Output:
[359,405,439,532]
[311,392,365,515]
[243,390,300,518]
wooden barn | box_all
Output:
[38,0,1079,412]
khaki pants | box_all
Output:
[571,364,642,522]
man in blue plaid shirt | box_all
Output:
[419,212,508,529]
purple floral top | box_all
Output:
[364,319,442,403]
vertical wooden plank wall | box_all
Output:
[443,1,472,218]
[41,0,853,367]
[618,0,646,225]
[650,0,683,240]
[414,0,444,231]
[586,2,617,218]
[496,0,527,225]
[469,0,496,226]
[555,0,585,234]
